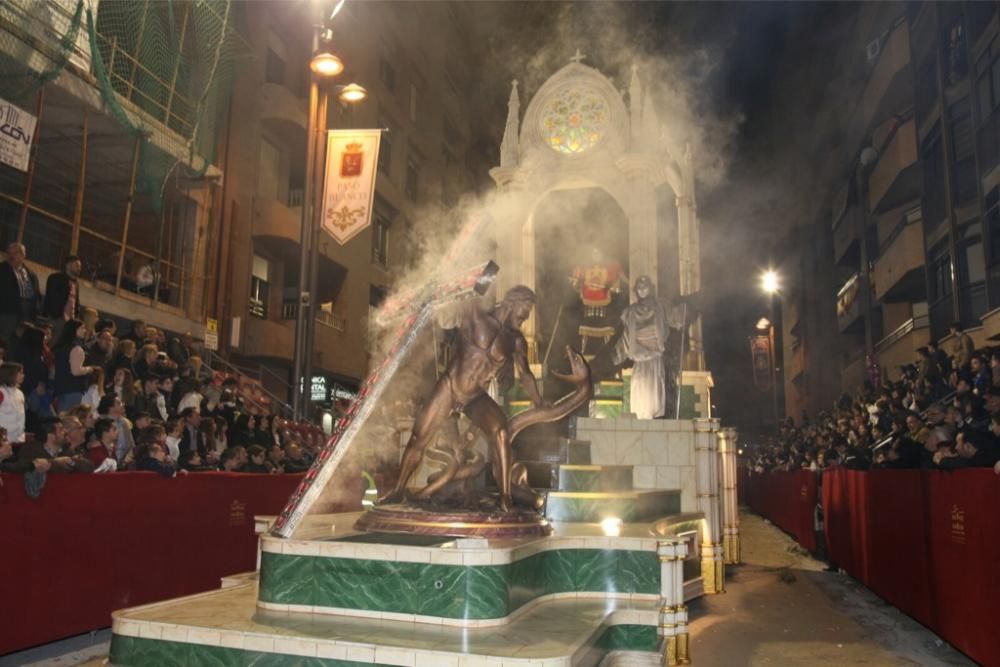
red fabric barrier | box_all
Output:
[745,469,817,551]
[0,472,304,655]
[818,468,1000,667]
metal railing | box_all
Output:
[874,314,930,353]
[316,309,346,333]
[202,348,294,419]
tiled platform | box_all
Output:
[110,581,659,666]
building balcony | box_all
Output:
[787,341,807,382]
[980,305,1000,341]
[875,315,930,381]
[868,118,920,213]
[837,273,864,333]
[862,21,912,130]
[833,209,861,267]
[242,314,294,362]
[252,196,303,256]
[260,82,307,133]
[841,351,866,395]
[873,214,926,302]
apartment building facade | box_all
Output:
[0,1,498,416]
[771,1,1000,421]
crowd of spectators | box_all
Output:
[0,242,326,483]
[748,322,1000,475]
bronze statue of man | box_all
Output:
[378,285,545,512]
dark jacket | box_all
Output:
[179,424,206,458]
[137,457,176,477]
[0,261,41,317]
[17,440,95,473]
[42,272,80,320]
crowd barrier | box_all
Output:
[742,467,817,551]
[0,472,307,655]
[745,466,1000,667]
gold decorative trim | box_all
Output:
[664,633,691,665]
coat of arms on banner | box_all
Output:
[340,142,364,177]
[321,129,382,245]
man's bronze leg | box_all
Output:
[464,395,513,512]
[377,378,454,505]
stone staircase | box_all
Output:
[513,427,681,524]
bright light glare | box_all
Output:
[756,317,771,330]
[761,270,779,294]
[600,517,623,537]
[338,82,367,103]
[310,52,344,77]
[330,0,346,20]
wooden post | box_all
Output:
[16,87,45,243]
[163,3,191,126]
[115,137,142,295]
[70,110,89,253]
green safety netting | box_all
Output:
[1,0,248,211]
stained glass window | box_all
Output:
[538,86,610,156]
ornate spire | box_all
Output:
[500,79,520,168]
[641,90,659,151]
[629,63,642,143]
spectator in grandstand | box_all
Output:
[212,415,228,453]
[164,417,182,461]
[96,395,134,464]
[245,445,272,473]
[267,443,285,473]
[136,443,178,478]
[283,442,311,473]
[219,446,247,472]
[130,411,152,445]
[0,426,48,473]
[971,354,992,395]
[19,417,90,472]
[198,417,221,467]
[934,428,1000,469]
[122,319,148,346]
[133,374,167,422]
[949,322,976,374]
[166,331,194,367]
[133,344,163,382]
[42,255,82,343]
[0,242,42,344]
[81,367,104,419]
[85,326,116,372]
[87,417,118,470]
[0,362,26,445]
[229,413,256,449]
[52,319,95,411]
[178,449,212,471]
[109,368,137,414]
[178,407,205,458]
[110,339,137,376]
[11,324,50,414]
[176,379,203,414]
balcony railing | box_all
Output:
[836,273,861,318]
[875,314,930,352]
[281,299,298,320]
[249,297,267,319]
[317,310,346,333]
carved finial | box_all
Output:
[570,48,586,64]
[500,79,521,168]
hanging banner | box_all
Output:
[321,129,382,245]
[750,334,773,390]
[0,98,37,172]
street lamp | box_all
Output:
[292,10,365,422]
[759,270,780,428]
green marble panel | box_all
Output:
[557,466,633,492]
[110,635,392,667]
[592,400,624,419]
[679,384,698,419]
[259,547,659,619]
[596,624,658,652]
[595,381,625,398]
[544,495,638,522]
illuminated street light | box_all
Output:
[756,317,771,331]
[761,269,779,295]
[337,83,367,103]
[310,51,344,77]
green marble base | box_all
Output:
[110,636,390,667]
[558,464,633,492]
[544,490,681,523]
[258,547,658,620]
[591,398,624,418]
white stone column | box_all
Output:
[718,427,741,564]
[694,417,724,594]
[657,539,690,665]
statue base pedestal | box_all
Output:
[354,503,553,539]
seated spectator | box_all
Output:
[122,319,147,346]
[178,407,205,458]
[81,366,105,419]
[97,394,135,464]
[135,443,178,477]
[19,417,92,472]
[934,428,1000,469]
[110,339,137,376]
[87,417,118,471]
[267,443,285,473]
[178,449,213,472]
[131,411,152,445]
[134,374,167,422]
[85,326,116,372]
[219,446,247,472]
[0,362,26,444]
[199,417,221,467]
[176,379,203,414]
[283,442,311,473]
[164,417,182,462]
[212,415,229,454]
[133,344,162,383]
[245,445,271,473]
[0,426,49,473]
[229,413,256,449]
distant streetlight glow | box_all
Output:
[310,51,344,77]
[761,269,779,295]
[338,82,367,103]
[756,317,771,331]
